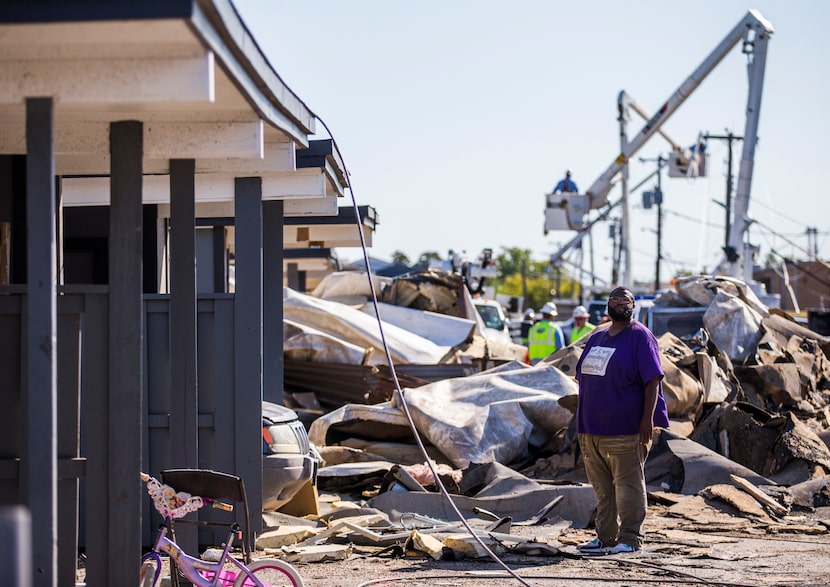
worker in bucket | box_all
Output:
[527,302,565,364]
[570,305,596,343]
[574,286,669,555]
[553,169,578,194]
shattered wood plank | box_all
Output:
[701,484,771,520]
[280,544,352,563]
[339,521,462,543]
[294,521,350,547]
[667,495,751,528]
[443,535,500,558]
[256,525,318,549]
[406,530,444,560]
[647,490,683,506]
[293,513,389,547]
[730,474,789,515]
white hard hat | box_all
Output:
[540,302,558,316]
[573,305,589,317]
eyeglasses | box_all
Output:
[608,296,634,305]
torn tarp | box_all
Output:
[398,361,577,468]
[645,428,774,494]
[369,462,597,529]
[309,360,577,469]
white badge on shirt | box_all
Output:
[581,346,615,376]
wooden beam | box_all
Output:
[0,119,264,160]
[0,54,214,104]
[61,169,326,206]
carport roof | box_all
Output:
[0,0,321,171]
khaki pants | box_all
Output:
[578,433,650,549]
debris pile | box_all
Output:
[267,273,830,562]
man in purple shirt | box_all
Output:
[575,286,669,554]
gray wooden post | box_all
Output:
[24,96,57,587]
[169,159,199,559]
[262,200,283,405]
[108,120,143,586]
[170,159,198,467]
[234,178,263,533]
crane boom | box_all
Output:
[544,10,773,284]
[583,9,773,211]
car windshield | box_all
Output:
[475,304,504,329]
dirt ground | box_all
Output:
[282,504,830,587]
[95,491,830,586]
[115,501,826,587]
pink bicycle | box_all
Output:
[140,473,303,587]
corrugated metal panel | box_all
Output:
[283,359,478,409]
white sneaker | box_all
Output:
[607,543,638,554]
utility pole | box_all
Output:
[703,131,743,261]
[806,227,818,259]
[610,218,621,286]
[640,155,667,293]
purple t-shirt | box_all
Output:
[575,321,669,435]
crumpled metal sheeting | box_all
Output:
[285,360,381,410]
[284,286,451,365]
[311,271,390,302]
[674,275,771,319]
[378,270,466,316]
[284,319,372,365]
[360,301,476,347]
[309,402,415,447]
[704,290,765,364]
[284,359,466,411]
[398,361,578,469]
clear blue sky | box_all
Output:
[234,0,830,288]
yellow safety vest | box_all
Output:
[528,321,561,361]
[571,323,596,343]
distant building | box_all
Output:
[754,261,830,312]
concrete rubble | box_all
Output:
[267,272,830,563]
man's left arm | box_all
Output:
[639,376,661,444]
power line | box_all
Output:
[662,207,723,229]
[751,197,813,229]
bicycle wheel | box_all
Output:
[234,558,304,587]
[139,553,162,587]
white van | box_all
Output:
[472,298,512,344]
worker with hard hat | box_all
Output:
[520,308,536,346]
[528,302,565,364]
[570,305,596,343]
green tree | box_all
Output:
[499,273,557,312]
[492,246,580,310]
[496,247,533,278]
[390,250,411,265]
